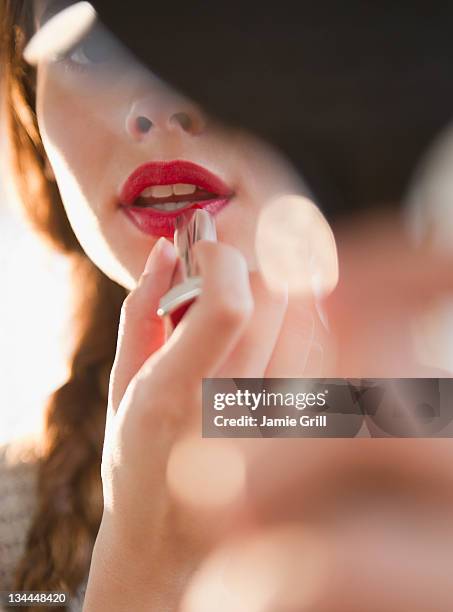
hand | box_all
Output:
[83,234,300,610]
[81,196,340,610]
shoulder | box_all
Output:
[0,441,39,593]
[0,443,86,611]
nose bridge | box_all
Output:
[125,87,206,139]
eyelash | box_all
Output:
[49,25,129,76]
[51,31,107,73]
[67,46,92,66]
[53,43,110,76]
[52,53,93,75]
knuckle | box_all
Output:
[132,372,196,435]
[135,356,194,406]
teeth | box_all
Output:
[140,187,155,198]
[139,184,198,199]
[173,183,196,195]
[151,201,190,211]
[151,185,173,198]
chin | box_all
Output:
[81,245,138,292]
[107,264,138,292]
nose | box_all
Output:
[126,92,206,140]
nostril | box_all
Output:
[136,116,153,134]
[170,112,193,132]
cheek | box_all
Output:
[36,69,117,212]
[239,137,305,203]
[35,68,141,290]
[216,133,306,268]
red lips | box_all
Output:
[120,160,233,237]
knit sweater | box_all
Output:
[0,443,86,611]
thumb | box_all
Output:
[109,237,177,412]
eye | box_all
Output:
[68,45,92,65]
[63,25,126,66]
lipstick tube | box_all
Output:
[157,208,217,335]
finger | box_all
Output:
[254,195,337,378]
[263,296,316,376]
[109,237,177,412]
[139,240,253,387]
[111,241,254,468]
[215,271,287,377]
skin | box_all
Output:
[31,2,333,609]
[29,2,453,610]
[34,0,314,290]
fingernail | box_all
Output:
[143,237,173,275]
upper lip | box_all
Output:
[120,160,233,206]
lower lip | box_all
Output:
[121,197,231,237]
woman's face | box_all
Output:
[33,1,308,290]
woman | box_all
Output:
[0,1,334,609]
[4,3,453,612]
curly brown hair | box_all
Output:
[0,2,127,609]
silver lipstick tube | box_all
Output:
[157,208,217,335]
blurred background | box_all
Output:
[0,113,72,445]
